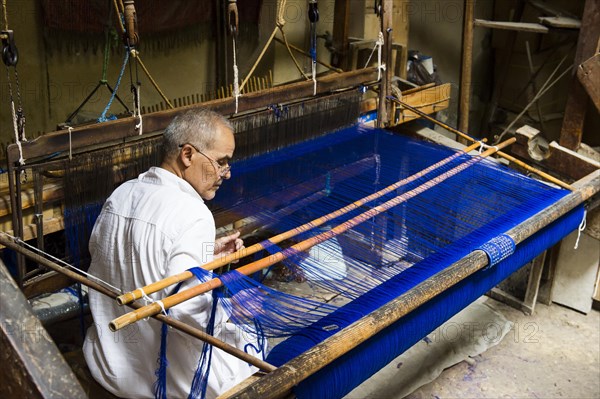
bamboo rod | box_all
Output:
[0,233,276,373]
[390,97,574,191]
[229,169,599,399]
[116,141,483,305]
[110,139,514,331]
[240,28,278,93]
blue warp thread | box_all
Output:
[478,234,516,270]
[152,267,215,399]
[266,206,583,399]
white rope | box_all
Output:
[139,287,153,305]
[232,36,240,114]
[0,232,123,293]
[67,126,73,160]
[10,101,25,165]
[574,209,587,250]
[477,141,498,155]
[376,31,386,81]
[312,60,317,96]
[133,84,143,135]
[156,300,167,316]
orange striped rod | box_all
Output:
[109,138,514,331]
[116,141,483,305]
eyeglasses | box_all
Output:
[179,143,231,177]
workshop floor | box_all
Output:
[358,298,600,399]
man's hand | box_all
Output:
[214,231,244,262]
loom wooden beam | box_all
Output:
[559,0,600,151]
[6,68,379,164]
[331,0,350,69]
[512,125,600,182]
[226,170,600,399]
[0,259,87,398]
[377,0,393,128]
[577,53,600,113]
[0,233,276,374]
[459,0,475,136]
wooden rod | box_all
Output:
[229,170,599,399]
[459,0,475,135]
[110,139,515,331]
[0,233,276,373]
[117,141,483,305]
[390,97,574,191]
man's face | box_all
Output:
[184,124,235,200]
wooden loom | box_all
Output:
[1,1,599,399]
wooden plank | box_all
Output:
[538,16,581,29]
[0,183,63,218]
[473,19,549,33]
[577,53,600,113]
[0,217,65,249]
[0,260,87,398]
[22,271,74,299]
[395,83,452,124]
[522,251,547,315]
[512,128,599,181]
[552,230,599,314]
[332,0,351,69]
[559,0,600,150]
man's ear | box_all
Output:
[179,145,194,167]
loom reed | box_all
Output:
[109,138,515,331]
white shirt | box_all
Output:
[83,167,258,398]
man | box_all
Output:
[84,109,260,398]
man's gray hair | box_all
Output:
[162,108,232,160]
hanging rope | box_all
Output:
[308,0,319,95]
[132,83,142,134]
[130,50,174,109]
[228,0,241,113]
[98,49,129,122]
[494,54,573,144]
[240,0,289,93]
[364,31,385,81]
[574,209,587,250]
[2,0,26,164]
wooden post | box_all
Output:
[559,0,600,151]
[331,0,350,69]
[377,0,394,128]
[1,260,87,398]
[458,0,475,138]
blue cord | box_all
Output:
[98,48,130,123]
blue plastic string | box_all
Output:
[98,48,129,123]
